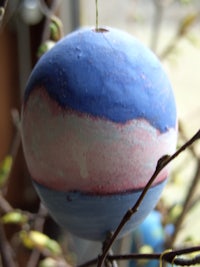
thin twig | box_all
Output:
[0,198,49,267]
[40,0,61,44]
[0,193,13,213]
[109,247,200,266]
[167,123,200,246]
[0,0,8,25]
[159,12,200,60]
[26,249,41,267]
[79,246,200,267]
[0,222,17,267]
[26,203,48,267]
[178,121,198,158]
[169,158,200,246]
[97,129,200,267]
[32,203,48,231]
[150,0,164,52]
[10,109,21,157]
[187,194,200,211]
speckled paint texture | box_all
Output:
[21,27,177,240]
[22,87,176,193]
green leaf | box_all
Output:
[1,210,28,225]
[178,13,198,36]
[139,245,154,254]
[37,41,56,57]
[49,17,63,41]
[39,258,57,267]
[39,257,70,267]
[169,204,183,222]
[0,156,12,188]
[20,230,62,256]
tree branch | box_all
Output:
[26,203,48,267]
[169,157,200,246]
[0,193,13,213]
[0,222,17,267]
[97,129,200,267]
[0,0,8,26]
[79,246,200,267]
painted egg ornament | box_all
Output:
[21,27,177,241]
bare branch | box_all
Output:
[0,193,13,213]
[97,129,200,267]
[39,0,62,44]
[79,246,200,267]
[0,222,17,267]
[26,203,48,267]
[169,158,200,246]
[0,0,8,26]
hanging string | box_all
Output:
[95,0,99,30]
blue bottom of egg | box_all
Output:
[34,180,166,241]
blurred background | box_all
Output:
[0,1,200,267]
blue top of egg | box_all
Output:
[24,27,177,133]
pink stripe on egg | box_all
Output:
[21,87,177,194]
